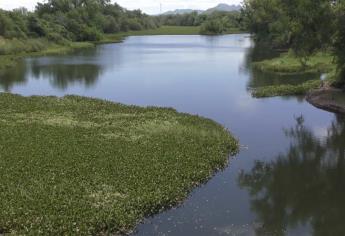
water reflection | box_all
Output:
[29,62,102,89]
[243,42,321,90]
[0,61,27,92]
[248,70,320,88]
[0,48,106,92]
[238,115,345,236]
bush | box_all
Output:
[200,19,225,35]
[47,32,69,44]
[0,38,48,55]
[79,27,102,41]
[27,15,46,37]
[128,18,143,31]
[103,16,120,33]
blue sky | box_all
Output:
[0,0,242,14]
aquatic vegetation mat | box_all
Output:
[252,80,322,98]
[253,52,335,74]
[0,93,238,235]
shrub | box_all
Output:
[79,27,102,41]
[200,19,225,35]
[47,32,69,45]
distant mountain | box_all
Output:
[161,3,241,15]
[162,9,203,15]
[204,4,242,14]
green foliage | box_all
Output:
[79,27,102,41]
[333,0,345,84]
[252,80,322,97]
[200,19,225,35]
[157,11,245,35]
[243,0,333,52]
[108,26,201,38]
[0,38,49,55]
[0,0,158,43]
[0,93,238,235]
[253,52,335,74]
[27,15,47,37]
[243,0,345,84]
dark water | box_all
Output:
[1,35,345,236]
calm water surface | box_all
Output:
[1,35,345,236]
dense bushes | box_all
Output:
[200,20,225,35]
[0,0,158,43]
[243,0,345,84]
[0,38,48,55]
[157,11,244,35]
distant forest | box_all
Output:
[0,0,245,41]
[0,0,159,42]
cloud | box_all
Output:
[0,0,242,14]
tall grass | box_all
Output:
[0,38,51,55]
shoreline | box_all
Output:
[0,26,228,73]
[306,88,345,115]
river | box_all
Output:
[1,34,344,236]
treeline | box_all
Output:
[156,11,245,35]
[242,0,345,83]
[0,0,158,43]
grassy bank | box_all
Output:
[250,52,338,98]
[0,93,238,235]
[102,26,201,43]
[0,26,202,72]
[0,39,94,72]
[121,26,201,36]
[253,52,335,75]
[252,80,322,98]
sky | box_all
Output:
[0,0,242,15]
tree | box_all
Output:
[333,0,345,84]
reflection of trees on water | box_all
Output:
[0,59,103,91]
[30,62,103,89]
[0,61,27,92]
[238,115,345,236]
[243,42,320,91]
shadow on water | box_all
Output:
[0,47,106,92]
[242,42,321,90]
[29,62,103,89]
[0,61,27,92]
[238,115,345,236]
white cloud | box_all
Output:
[0,0,242,14]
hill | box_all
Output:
[161,3,241,15]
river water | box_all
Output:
[1,34,344,236]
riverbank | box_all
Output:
[307,88,345,114]
[0,40,94,72]
[250,51,345,115]
[252,80,322,98]
[0,93,238,235]
[0,26,202,73]
[251,52,337,98]
[252,52,334,75]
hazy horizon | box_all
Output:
[0,0,242,15]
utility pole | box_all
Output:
[160,3,162,14]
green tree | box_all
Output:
[333,0,345,84]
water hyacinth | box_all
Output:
[0,93,238,235]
